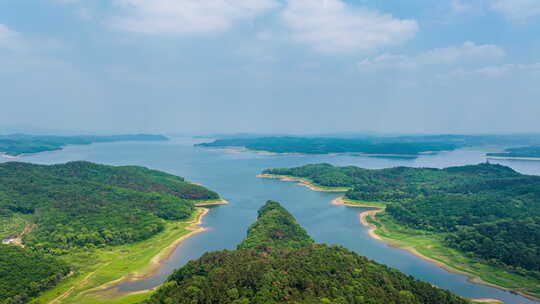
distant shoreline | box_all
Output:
[485,156,540,161]
[201,146,434,158]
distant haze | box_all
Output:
[0,0,539,135]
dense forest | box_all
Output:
[197,137,457,156]
[144,201,470,304]
[197,134,540,156]
[263,163,540,278]
[487,146,540,158]
[0,133,168,156]
[0,244,70,304]
[0,161,219,253]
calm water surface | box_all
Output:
[3,138,539,304]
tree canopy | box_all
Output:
[143,201,470,304]
[263,163,540,277]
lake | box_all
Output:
[3,137,539,304]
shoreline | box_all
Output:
[485,156,540,161]
[345,200,539,303]
[193,199,230,207]
[93,208,210,293]
[199,146,443,158]
[257,174,349,192]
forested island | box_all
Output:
[197,134,540,157]
[196,137,457,157]
[262,163,540,300]
[0,161,220,303]
[487,146,540,160]
[0,134,168,156]
[143,201,473,304]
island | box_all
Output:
[261,163,540,301]
[143,201,474,304]
[196,134,540,158]
[0,133,168,157]
[196,136,458,157]
[0,161,224,304]
[486,146,540,160]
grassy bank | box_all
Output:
[365,212,540,301]
[31,208,208,304]
[257,174,351,192]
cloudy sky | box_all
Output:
[1,0,539,134]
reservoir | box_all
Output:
[3,137,538,304]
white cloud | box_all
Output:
[490,0,540,20]
[358,41,505,70]
[450,0,474,13]
[0,24,19,48]
[280,0,418,54]
[111,0,279,35]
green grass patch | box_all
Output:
[31,208,206,304]
[368,213,540,301]
[341,198,388,209]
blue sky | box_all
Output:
[0,0,539,134]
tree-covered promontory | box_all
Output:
[0,161,219,252]
[263,163,540,279]
[143,201,470,304]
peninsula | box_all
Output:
[261,163,540,301]
[143,201,473,304]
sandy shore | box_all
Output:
[257,174,348,192]
[472,299,503,304]
[193,199,230,207]
[93,208,210,292]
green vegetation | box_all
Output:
[0,161,218,252]
[0,244,70,304]
[263,163,540,298]
[0,161,220,303]
[32,209,206,304]
[0,134,168,156]
[237,200,314,251]
[487,146,540,158]
[197,137,457,156]
[197,134,540,156]
[144,201,471,304]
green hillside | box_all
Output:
[0,161,219,253]
[143,201,470,304]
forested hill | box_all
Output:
[263,163,540,278]
[0,244,70,304]
[143,201,470,304]
[196,137,457,156]
[237,200,314,251]
[0,161,219,253]
[0,133,168,156]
